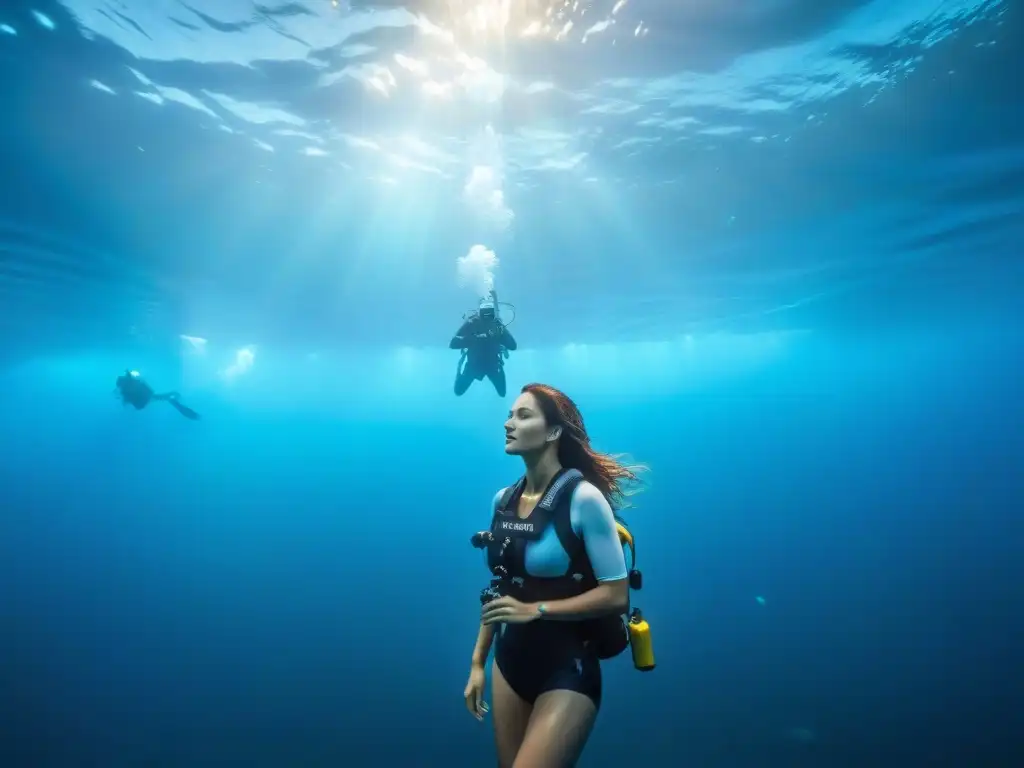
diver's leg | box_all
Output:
[151,391,179,401]
[491,657,533,768]
[486,365,507,397]
[454,366,474,396]
[168,399,200,420]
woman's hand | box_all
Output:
[464,664,489,721]
[481,596,540,626]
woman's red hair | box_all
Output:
[521,383,645,511]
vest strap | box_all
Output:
[539,468,583,510]
[496,468,585,516]
[496,478,524,514]
[487,469,592,599]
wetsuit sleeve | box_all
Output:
[500,327,517,351]
[450,320,474,349]
[571,482,628,582]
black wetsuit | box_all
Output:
[116,372,200,420]
[484,470,628,709]
[450,316,517,397]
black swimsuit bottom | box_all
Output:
[494,621,602,708]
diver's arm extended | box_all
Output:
[450,320,473,349]
[536,483,629,621]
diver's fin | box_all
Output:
[168,399,200,420]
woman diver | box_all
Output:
[464,383,644,767]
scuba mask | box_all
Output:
[478,293,498,321]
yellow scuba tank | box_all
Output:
[616,522,655,672]
[628,608,655,671]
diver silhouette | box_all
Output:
[115,370,200,420]
[450,290,517,397]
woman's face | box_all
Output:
[504,391,555,455]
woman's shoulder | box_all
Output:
[572,479,610,508]
[569,480,616,532]
[490,487,508,513]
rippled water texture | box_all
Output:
[0,0,1018,352]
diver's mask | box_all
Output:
[478,294,498,321]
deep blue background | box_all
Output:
[1,326,1022,766]
[1,0,1022,765]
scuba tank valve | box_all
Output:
[628,608,655,671]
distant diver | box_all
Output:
[115,370,200,420]
[450,289,518,397]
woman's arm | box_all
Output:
[533,580,628,621]
[472,488,506,662]
[471,623,497,667]
[537,482,629,621]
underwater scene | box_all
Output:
[0,0,1021,766]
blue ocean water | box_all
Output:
[1,0,1022,765]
